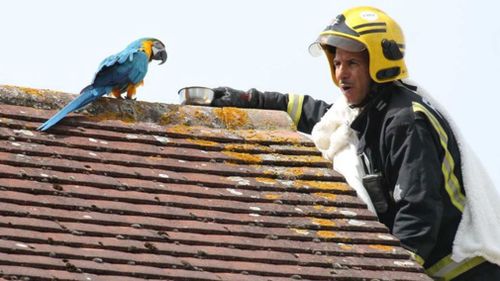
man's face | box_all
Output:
[333,48,371,106]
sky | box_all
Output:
[2,0,499,187]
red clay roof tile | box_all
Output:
[0,86,432,280]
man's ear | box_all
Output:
[324,48,339,86]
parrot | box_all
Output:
[37,37,167,131]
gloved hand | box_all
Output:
[211,87,256,108]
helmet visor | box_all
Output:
[308,34,366,56]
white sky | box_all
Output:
[2,0,499,186]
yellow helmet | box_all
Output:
[309,6,408,85]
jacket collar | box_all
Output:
[350,82,393,133]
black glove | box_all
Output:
[211,87,257,108]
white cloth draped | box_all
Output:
[310,94,376,213]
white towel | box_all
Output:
[310,95,376,213]
[310,79,500,265]
[401,80,500,265]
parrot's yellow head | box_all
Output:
[140,38,167,65]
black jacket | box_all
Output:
[249,84,495,279]
[350,82,464,267]
[350,83,500,280]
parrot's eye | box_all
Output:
[154,41,164,49]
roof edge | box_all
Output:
[0,85,297,131]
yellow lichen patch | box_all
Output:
[87,112,136,123]
[292,143,319,151]
[262,169,277,176]
[160,110,187,126]
[285,167,306,178]
[263,193,281,200]
[255,177,277,185]
[16,86,44,96]
[193,109,213,123]
[237,130,272,142]
[165,124,194,135]
[311,218,336,227]
[148,156,166,163]
[290,228,310,235]
[222,151,262,164]
[317,230,337,238]
[340,244,353,250]
[368,245,395,252]
[214,107,250,129]
[3,85,67,96]
[186,139,219,147]
[313,192,338,202]
[223,161,239,167]
[313,204,338,213]
[294,180,348,191]
[250,134,300,144]
[223,143,272,153]
[280,155,327,163]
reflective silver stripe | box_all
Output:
[427,255,485,281]
[412,102,466,211]
[287,94,304,127]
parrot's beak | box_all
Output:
[151,40,167,65]
[152,42,167,65]
[156,50,167,65]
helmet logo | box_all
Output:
[360,11,378,21]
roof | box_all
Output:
[0,85,432,281]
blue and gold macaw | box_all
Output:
[37,37,167,131]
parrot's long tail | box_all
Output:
[37,85,111,131]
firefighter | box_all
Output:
[207,6,500,280]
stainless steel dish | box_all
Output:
[178,86,215,105]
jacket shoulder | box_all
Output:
[384,85,421,128]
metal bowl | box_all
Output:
[178,86,214,105]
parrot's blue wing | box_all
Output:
[93,52,149,87]
[97,49,136,73]
[96,38,145,72]
[127,52,149,84]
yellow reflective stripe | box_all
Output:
[414,254,425,266]
[408,250,425,266]
[412,102,466,212]
[426,255,485,281]
[427,255,454,276]
[287,94,304,127]
[446,257,485,281]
